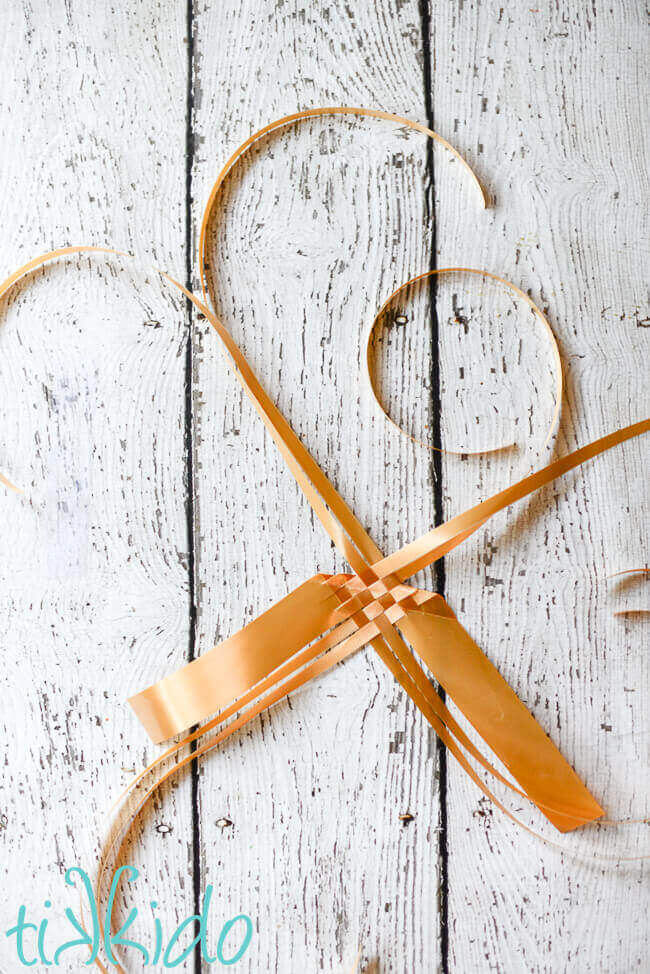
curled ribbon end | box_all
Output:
[0,472,22,494]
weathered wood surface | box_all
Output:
[0,1,647,973]
[431,4,649,972]
[191,1,443,971]
[0,3,194,970]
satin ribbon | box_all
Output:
[1,108,648,972]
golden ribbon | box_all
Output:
[1,108,648,970]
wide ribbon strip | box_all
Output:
[1,107,648,972]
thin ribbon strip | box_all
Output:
[1,108,648,972]
[609,567,649,615]
[365,267,562,455]
[0,470,20,492]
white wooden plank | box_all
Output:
[0,3,194,967]
[1,2,645,972]
[190,1,450,970]
[429,2,649,971]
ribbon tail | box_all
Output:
[129,574,346,743]
[400,601,604,832]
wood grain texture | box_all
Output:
[190,2,445,971]
[0,2,646,973]
[0,2,193,969]
[428,2,649,972]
